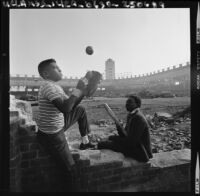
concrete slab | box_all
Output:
[150,149,190,168]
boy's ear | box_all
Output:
[42,70,49,79]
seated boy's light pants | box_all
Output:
[37,105,90,172]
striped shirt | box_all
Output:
[37,80,69,134]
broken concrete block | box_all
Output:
[155,112,172,118]
[10,95,34,125]
[150,149,190,168]
[80,150,101,160]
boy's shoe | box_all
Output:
[79,142,96,150]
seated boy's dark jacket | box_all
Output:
[119,109,153,162]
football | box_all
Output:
[85,46,94,55]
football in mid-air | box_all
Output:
[86,46,94,55]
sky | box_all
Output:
[10,8,190,78]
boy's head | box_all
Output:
[126,94,141,112]
[38,59,62,82]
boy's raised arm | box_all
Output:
[52,93,84,114]
[52,71,102,114]
[52,78,87,113]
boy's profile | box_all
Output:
[36,58,102,176]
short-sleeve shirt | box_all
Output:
[37,80,69,134]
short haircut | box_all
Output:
[128,94,142,108]
[38,59,56,78]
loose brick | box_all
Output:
[16,135,37,145]
[112,166,131,175]
[97,185,110,192]
[103,175,122,184]
[10,141,14,149]
[87,186,98,192]
[108,182,121,191]
[88,179,100,186]
[29,143,41,151]
[18,126,29,136]
[10,121,19,133]
[10,154,21,168]
[20,160,30,168]
[76,159,90,168]
[10,135,14,142]
[34,157,56,167]
[19,144,29,152]
[122,175,151,187]
[10,177,17,186]
[21,168,37,177]
[72,153,80,161]
[10,168,16,178]
[91,169,113,179]
[141,167,161,176]
[79,177,89,188]
[176,163,190,176]
[30,159,41,167]
[10,148,16,159]
[103,161,123,170]
[121,180,132,189]
[40,165,57,173]
[21,176,34,184]
[122,168,143,180]
[19,124,37,135]
[37,150,50,158]
[81,164,104,173]
[21,151,37,160]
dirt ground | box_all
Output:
[80,97,190,124]
[32,97,191,153]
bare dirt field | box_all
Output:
[32,97,191,153]
[80,97,190,124]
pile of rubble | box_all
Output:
[150,125,191,153]
[146,107,191,153]
[145,106,191,129]
[93,119,115,127]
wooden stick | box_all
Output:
[103,103,127,136]
[103,103,120,126]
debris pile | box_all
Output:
[145,106,191,129]
[150,126,191,153]
[144,107,191,153]
[93,119,114,127]
[173,106,191,119]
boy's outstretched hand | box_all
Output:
[84,71,102,97]
[76,77,89,96]
[76,71,102,97]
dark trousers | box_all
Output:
[98,135,129,155]
[37,105,90,171]
[98,135,149,162]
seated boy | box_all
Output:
[36,58,102,174]
[97,95,153,162]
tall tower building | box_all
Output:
[105,58,115,80]
[197,2,200,43]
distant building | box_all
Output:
[105,58,115,80]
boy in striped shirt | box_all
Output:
[36,58,101,174]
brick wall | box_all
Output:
[9,101,191,192]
